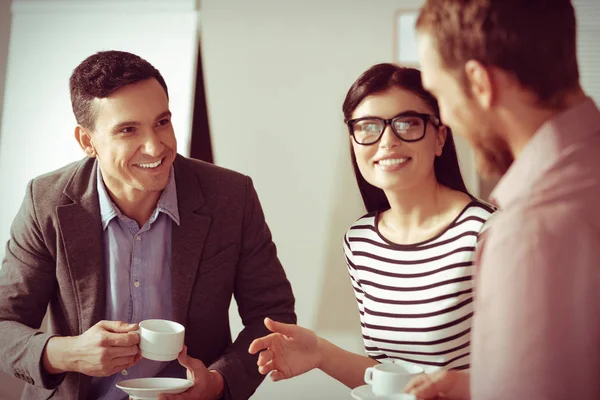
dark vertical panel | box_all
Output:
[189,40,213,163]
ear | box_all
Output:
[464,60,494,109]
[435,125,448,157]
[74,125,96,157]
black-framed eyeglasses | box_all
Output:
[345,111,441,145]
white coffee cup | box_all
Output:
[364,363,423,397]
[135,319,185,362]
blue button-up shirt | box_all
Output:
[89,166,180,400]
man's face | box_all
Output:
[417,33,512,180]
[87,78,177,198]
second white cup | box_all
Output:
[364,363,423,397]
[135,319,185,362]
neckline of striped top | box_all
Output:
[354,200,494,250]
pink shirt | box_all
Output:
[471,98,600,400]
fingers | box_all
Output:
[159,393,192,400]
[270,370,286,382]
[258,360,276,375]
[158,382,199,400]
[102,343,139,364]
[97,320,138,333]
[405,371,451,399]
[248,333,277,354]
[177,345,206,377]
[112,353,142,369]
[410,382,441,399]
[264,317,296,337]
[257,349,273,367]
[176,346,194,370]
[176,346,192,369]
[159,349,200,400]
[102,331,140,347]
[255,347,276,376]
[110,354,142,375]
[159,394,187,400]
[404,373,431,394]
[254,347,285,379]
[249,318,301,354]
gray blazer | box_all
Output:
[0,155,296,400]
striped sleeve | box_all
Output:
[343,231,385,359]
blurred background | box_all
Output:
[0,0,598,399]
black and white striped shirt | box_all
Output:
[344,200,495,373]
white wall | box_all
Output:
[0,0,9,135]
[199,1,429,398]
[574,0,600,103]
[0,1,25,397]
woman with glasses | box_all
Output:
[248,63,494,395]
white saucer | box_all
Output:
[141,350,179,362]
[116,377,194,399]
[351,385,416,400]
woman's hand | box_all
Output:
[248,318,322,381]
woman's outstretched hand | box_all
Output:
[248,318,323,381]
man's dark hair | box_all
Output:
[69,50,168,129]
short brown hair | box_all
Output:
[416,0,580,108]
[69,50,168,130]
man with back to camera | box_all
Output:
[0,50,296,400]
[402,0,600,399]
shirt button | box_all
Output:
[121,369,128,376]
[133,281,140,288]
[136,236,141,241]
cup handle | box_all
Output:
[132,328,141,350]
[364,367,374,384]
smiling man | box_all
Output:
[404,1,600,400]
[0,51,296,400]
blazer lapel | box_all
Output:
[56,158,104,400]
[171,156,211,325]
[56,158,105,333]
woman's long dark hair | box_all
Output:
[342,63,469,213]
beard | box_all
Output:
[472,133,514,181]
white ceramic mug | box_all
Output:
[364,363,423,397]
[135,319,185,362]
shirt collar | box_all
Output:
[156,167,180,226]
[96,165,180,230]
[491,97,600,209]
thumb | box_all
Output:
[264,317,297,337]
[177,345,204,373]
[98,320,138,333]
[270,370,287,382]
